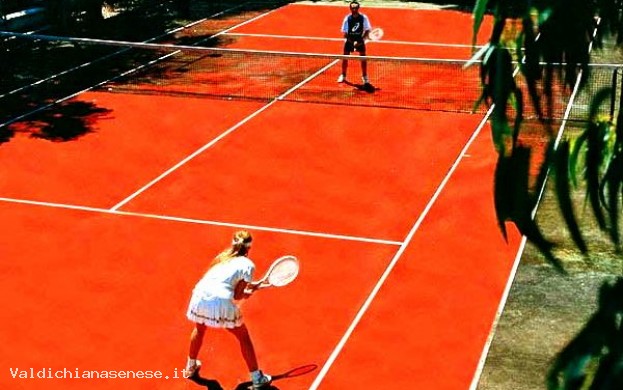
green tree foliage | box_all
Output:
[472,0,623,388]
[547,278,623,390]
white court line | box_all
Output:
[468,237,527,390]
[109,100,280,211]
[309,106,494,390]
[0,196,402,246]
[110,57,340,211]
[224,32,482,48]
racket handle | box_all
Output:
[243,281,270,294]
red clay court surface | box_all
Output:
[0,3,524,390]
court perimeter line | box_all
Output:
[309,106,494,390]
[224,32,481,48]
[468,237,527,390]
[110,60,339,210]
[0,196,402,246]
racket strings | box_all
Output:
[368,27,384,41]
[267,260,299,286]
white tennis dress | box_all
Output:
[187,256,255,329]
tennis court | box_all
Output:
[1,2,528,389]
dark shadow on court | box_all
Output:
[188,374,279,390]
[1,0,303,128]
[0,128,15,144]
[0,101,112,145]
[345,80,377,94]
[173,34,238,49]
[233,382,279,390]
[232,364,318,390]
[188,374,225,390]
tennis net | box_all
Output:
[0,32,620,124]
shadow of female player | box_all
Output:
[189,364,318,390]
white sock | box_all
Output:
[187,358,197,368]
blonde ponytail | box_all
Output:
[213,230,253,265]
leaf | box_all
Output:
[547,278,623,390]
[483,46,516,153]
[569,131,589,188]
[531,141,555,210]
[554,141,588,253]
[520,14,544,120]
[490,15,506,45]
[507,146,563,272]
[601,151,623,250]
[494,153,510,240]
[472,0,491,47]
[511,87,524,148]
[588,88,614,122]
[585,122,608,230]
[589,352,623,390]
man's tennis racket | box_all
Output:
[366,27,384,42]
[249,255,299,291]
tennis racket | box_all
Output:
[249,255,299,291]
[366,27,384,42]
[272,364,318,380]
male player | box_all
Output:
[338,1,372,85]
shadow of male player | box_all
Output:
[189,364,318,390]
[344,80,377,93]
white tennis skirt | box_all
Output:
[186,293,243,329]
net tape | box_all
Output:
[1,31,621,122]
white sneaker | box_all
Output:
[252,372,272,389]
[337,74,345,83]
[362,76,370,84]
[184,360,201,378]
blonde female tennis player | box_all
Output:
[185,230,272,389]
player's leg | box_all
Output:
[358,45,369,84]
[228,324,272,388]
[338,41,354,82]
[228,324,259,371]
[186,323,206,377]
[339,59,348,82]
